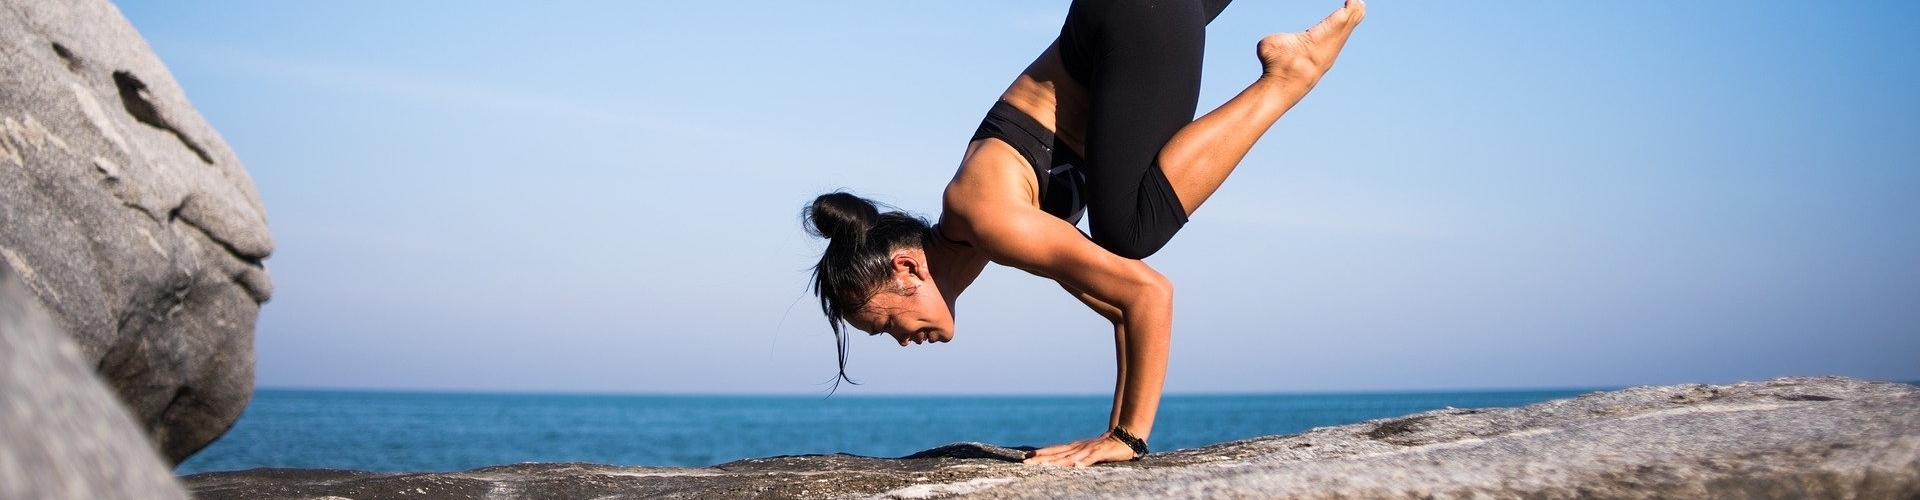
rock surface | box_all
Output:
[1,0,271,463]
[184,377,1919,499]
[1,261,191,500]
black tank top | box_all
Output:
[971,100,1087,225]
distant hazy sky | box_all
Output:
[113,1,1918,395]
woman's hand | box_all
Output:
[1023,432,1137,467]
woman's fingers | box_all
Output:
[1022,443,1076,464]
[1023,435,1132,467]
[1055,442,1112,467]
[1032,446,1089,467]
[1023,439,1088,465]
[1024,442,1076,460]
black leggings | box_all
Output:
[1059,0,1232,259]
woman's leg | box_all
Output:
[1061,0,1365,259]
[1060,0,1212,260]
[1158,1,1367,214]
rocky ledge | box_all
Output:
[184,376,1918,499]
[3,0,271,464]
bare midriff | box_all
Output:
[997,44,1089,157]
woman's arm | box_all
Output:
[954,195,1172,467]
[1059,282,1129,433]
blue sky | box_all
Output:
[114,1,1918,395]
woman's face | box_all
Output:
[846,254,955,346]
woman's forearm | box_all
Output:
[1114,283,1173,441]
[1064,262,1172,441]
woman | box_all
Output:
[805,0,1364,467]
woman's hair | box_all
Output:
[803,192,929,390]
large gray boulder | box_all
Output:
[183,377,1919,499]
[1,260,190,500]
[0,0,271,463]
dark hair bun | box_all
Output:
[801,191,934,390]
[806,192,880,241]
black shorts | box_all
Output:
[973,0,1231,259]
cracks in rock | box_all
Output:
[163,280,191,319]
[112,71,212,164]
[122,202,165,224]
[167,200,271,303]
[166,195,186,224]
[176,211,267,268]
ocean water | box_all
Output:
[176,388,1592,475]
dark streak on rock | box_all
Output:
[898,442,1032,462]
[50,42,81,72]
[1366,415,1434,441]
[112,70,212,164]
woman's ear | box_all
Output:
[891,251,929,282]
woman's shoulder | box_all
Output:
[944,140,1041,215]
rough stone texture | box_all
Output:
[184,377,1919,499]
[1,260,191,500]
[1,0,271,464]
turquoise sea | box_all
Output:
[176,388,1595,475]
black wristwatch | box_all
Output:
[1109,426,1149,459]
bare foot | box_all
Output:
[1258,0,1367,87]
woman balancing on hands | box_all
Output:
[804,0,1365,467]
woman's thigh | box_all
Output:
[1055,0,1224,258]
